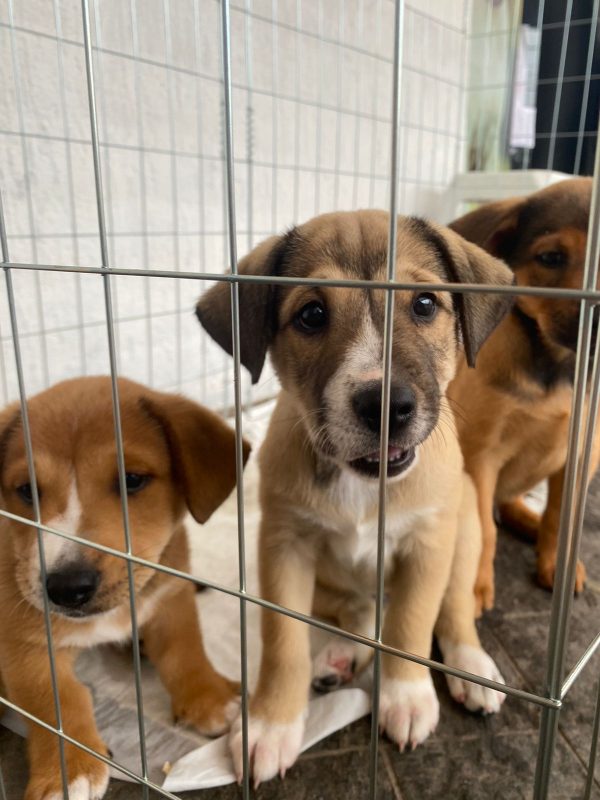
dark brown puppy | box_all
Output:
[447,177,596,614]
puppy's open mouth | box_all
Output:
[349,446,416,479]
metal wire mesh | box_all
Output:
[0,1,599,799]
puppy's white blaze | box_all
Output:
[439,639,506,714]
[323,315,384,457]
[379,675,439,749]
[229,712,305,784]
[42,480,83,571]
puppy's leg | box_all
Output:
[537,467,587,592]
[470,462,500,614]
[1,645,109,800]
[436,477,505,714]
[311,585,375,692]
[142,579,239,737]
[378,523,455,752]
[498,496,540,540]
[229,522,315,786]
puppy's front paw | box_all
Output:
[379,674,439,752]
[173,675,240,737]
[26,747,109,800]
[229,710,305,787]
[537,550,586,594]
[440,641,505,714]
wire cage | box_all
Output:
[0,0,600,798]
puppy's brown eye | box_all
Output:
[411,293,437,321]
[295,301,327,333]
[16,483,35,505]
[536,251,566,268]
[123,473,150,495]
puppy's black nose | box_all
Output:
[46,567,99,609]
[352,384,415,437]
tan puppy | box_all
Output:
[0,376,249,800]
[448,178,596,613]
[197,210,512,784]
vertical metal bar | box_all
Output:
[333,0,345,207]
[220,2,250,798]
[574,0,599,175]
[500,0,523,167]
[129,0,154,387]
[351,0,364,210]
[522,0,547,171]
[546,0,572,171]
[533,122,600,799]
[0,189,69,800]
[245,0,255,252]
[270,0,279,233]
[413,11,431,212]
[584,674,600,799]
[192,0,209,402]
[244,0,255,412]
[53,0,87,375]
[314,0,323,214]
[91,0,118,320]
[453,0,471,181]
[369,3,404,798]
[162,0,183,391]
[474,0,494,172]
[293,0,302,222]
[6,0,50,389]
[80,1,149,792]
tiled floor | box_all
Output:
[3,485,600,800]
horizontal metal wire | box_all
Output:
[0,695,179,800]
[562,631,600,697]
[0,505,560,710]
[3,259,600,301]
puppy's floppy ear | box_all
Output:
[449,196,526,262]
[141,392,251,523]
[431,224,515,367]
[195,233,290,384]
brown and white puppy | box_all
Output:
[197,210,512,785]
[448,178,596,613]
[0,376,249,800]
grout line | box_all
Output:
[298,745,364,762]
[381,745,404,800]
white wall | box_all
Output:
[0,0,470,410]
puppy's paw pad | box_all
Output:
[312,641,357,693]
[442,642,505,714]
[379,676,439,751]
[38,769,110,800]
[229,712,305,785]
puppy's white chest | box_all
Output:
[323,471,436,575]
[59,587,165,648]
[339,512,424,573]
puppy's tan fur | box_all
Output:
[197,210,513,783]
[448,178,596,613]
[0,376,249,800]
